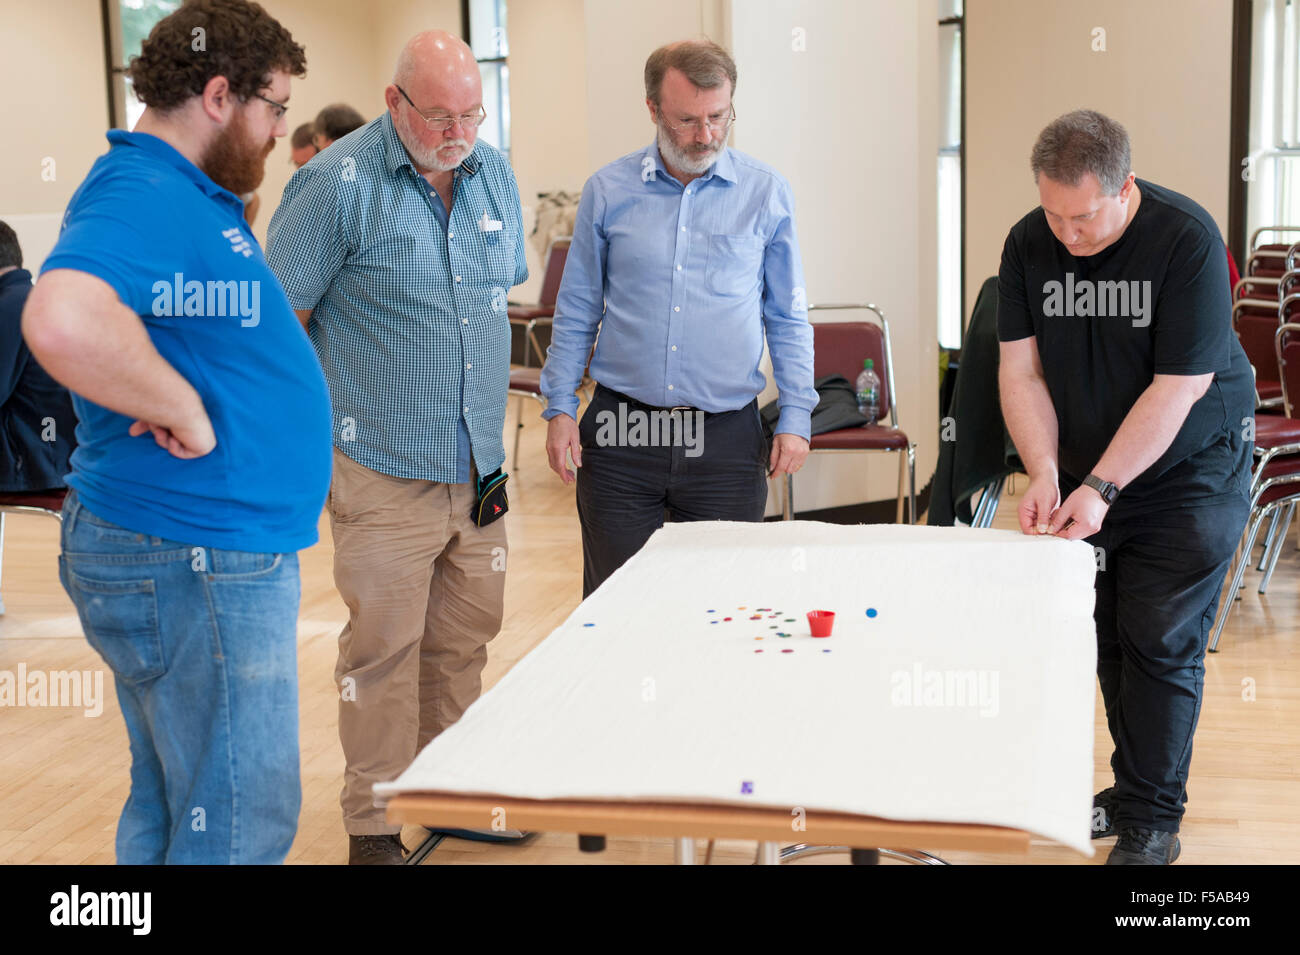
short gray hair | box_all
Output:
[644,40,736,106]
[1030,109,1131,195]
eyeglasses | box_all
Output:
[660,106,735,135]
[251,92,288,121]
[395,85,487,131]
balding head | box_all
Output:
[386,30,484,175]
[393,30,479,101]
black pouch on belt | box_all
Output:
[472,468,509,527]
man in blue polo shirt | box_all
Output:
[267,29,527,864]
[22,0,330,865]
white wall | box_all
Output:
[0,0,109,265]
[581,0,728,171]
[731,0,939,514]
[965,0,1234,316]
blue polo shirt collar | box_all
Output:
[381,111,482,181]
[642,140,737,187]
[105,129,244,212]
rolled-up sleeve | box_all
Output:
[761,179,816,439]
[539,178,607,421]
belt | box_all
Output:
[597,384,715,416]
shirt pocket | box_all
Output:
[707,233,764,298]
[481,228,519,290]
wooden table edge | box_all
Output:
[386,792,1033,853]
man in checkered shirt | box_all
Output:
[267,30,527,865]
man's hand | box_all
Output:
[1017,474,1060,535]
[769,433,809,475]
[1049,484,1109,540]
[546,414,583,484]
[128,410,216,459]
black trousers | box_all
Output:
[575,384,769,597]
[1088,494,1249,832]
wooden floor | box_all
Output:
[1,406,1296,865]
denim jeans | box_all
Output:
[58,489,303,864]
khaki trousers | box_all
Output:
[328,448,507,834]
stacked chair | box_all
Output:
[1210,230,1300,650]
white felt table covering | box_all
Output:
[376,520,1099,855]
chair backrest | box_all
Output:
[1282,292,1300,325]
[539,238,571,308]
[809,318,891,422]
[1248,249,1289,276]
[1276,323,1300,417]
[1281,269,1300,302]
[1235,276,1281,302]
[1238,312,1284,385]
[1249,225,1300,251]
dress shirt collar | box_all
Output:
[642,140,737,187]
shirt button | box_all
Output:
[671,345,677,351]
[674,306,680,312]
[454,276,462,282]
[676,264,682,271]
[668,385,675,391]
[464,406,470,414]
[448,231,454,239]
[680,226,686,232]
[462,318,469,324]
[466,363,472,369]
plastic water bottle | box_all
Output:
[856,358,880,424]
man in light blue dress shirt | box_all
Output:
[541,40,817,597]
[267,31,527,864]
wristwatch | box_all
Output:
[1083,473,1119,505]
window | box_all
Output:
[103,0,181,130]
[937,0,964,349]
[464,0,511,159]
[1244,0,1300,241]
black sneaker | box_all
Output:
[1092,787,1117,839]
[1105,827,1181,865]
[348,833,407,865]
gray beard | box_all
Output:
[656,124,722,176]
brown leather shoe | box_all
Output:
[348,833,407,865]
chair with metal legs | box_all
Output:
[780,305,916,524]
[1208,321,1300,650]
[0,489,69,615]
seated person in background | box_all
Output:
[313,103,366,150]
[0,221,76,492]
[290,121,318,167]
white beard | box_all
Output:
[396,114,472,171]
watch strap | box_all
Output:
[1083,473,1119,505]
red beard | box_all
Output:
[200,109,274,196]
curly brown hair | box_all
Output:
[127,0,306,112]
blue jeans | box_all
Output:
[58,489,303,864]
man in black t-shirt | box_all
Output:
[997,110,1252,865]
